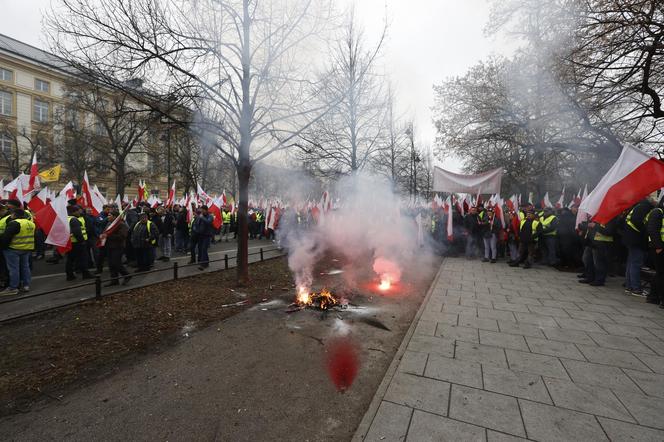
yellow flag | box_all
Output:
[38,165,61,182]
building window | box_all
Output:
[35,79,50,93]
[0,68,12,82]
[0,90,12,116]
[0,134,13,159]
[95,117,105,136]
[67,108,79,130]
[33,98,49,122]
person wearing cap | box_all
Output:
[510,210,542,269]
[1,208,35,295]
[66,205,94,281]
[539,207,560,266]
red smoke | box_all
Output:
[326,338,359,392]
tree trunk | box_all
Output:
[116,160,126,198]
[236,160,251,285]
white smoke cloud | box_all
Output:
[278,174,429,292]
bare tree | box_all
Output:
[61,81,161,197]
[0,121,54,179]
[297,10,387,176]
[47,0,336,284]
[371,86,411,191]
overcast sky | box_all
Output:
[2,0,512,171]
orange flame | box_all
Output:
[297,286,311,304]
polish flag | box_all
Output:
[446,196,454,241]
[568,188,582,209]
[137,180,145,202]
[580,144,664,224]
[27,152,40,192]
[541,192,553,209]
[81,171,104,216]
[93,185,107,205]
[61,181,76,200]
[209,199,223,229]
[222,191,228,206]
[115,194,122,208]
[97,209,126,247]
[27,187,49,213]
[166,180,176,207]
[494,194,506,228]
[197,183,212,205]
[267,206,278,231]
[555,187,565,209]
[34,194,71,254]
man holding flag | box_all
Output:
[99,210,131,286]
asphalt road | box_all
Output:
[0,238,282,322]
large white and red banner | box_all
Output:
[433,167,503,194]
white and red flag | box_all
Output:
[27,152,40,193]
[555,187,565,209]
[166,180,176,207]
[97,209,126,247]
[541,192,553,209]
[196,183,212,205]
[445,196,453,241]
[27,187,49,213]
[34,194,71,254]
[81,171,104,216]
[209,198,223,229]
[580,144,664,224]
[61,181,76,200]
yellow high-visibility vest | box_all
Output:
[9,218,35,250]
[68,216,88,243]
[540,215,557,236]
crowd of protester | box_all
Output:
[0,198,282,296]
[426,196,664,308]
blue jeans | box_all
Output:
[175,230,188,251]
[543,236,559,265]
[625,246,645,291]
[465,235,477,258]
[592,243,609,284]
[483,234,497,259]
[197,236,211,266]
[4,249,31,289]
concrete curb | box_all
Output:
[351,258,446,441]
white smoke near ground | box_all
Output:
[278,174,428,292]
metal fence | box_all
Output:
[0,246,285,322]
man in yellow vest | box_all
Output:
[579,218,617,286]
[1,208,35,295]
[221,207,232,242]
[509,210,542,269]
[66,205,94,281]
[623,199,654,296]
[539,207,559,266]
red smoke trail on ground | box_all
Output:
[326,338,359,392]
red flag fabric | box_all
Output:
[209,202,222,229]
[27,187,48,213]
[81,171,104,216]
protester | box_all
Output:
[622,198,654,296]
[191,205,215,270]
[509,210,541,269]
[131,212,159,272]
[101,210,132,286]
[66,205,94,281]
[1,208,35,295]
[480,207,499,263]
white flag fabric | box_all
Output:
[433,167,503,194]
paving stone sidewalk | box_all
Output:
[355,258,664,442]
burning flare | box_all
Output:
[297,286,311,304]
[378,278,391,291]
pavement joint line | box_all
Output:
[619,367,651,397]
[351,258,446,442]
